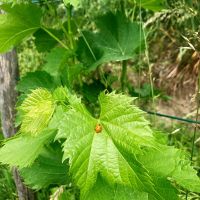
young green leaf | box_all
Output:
[0,129,56,168]
[53,87,69,105]
[18,88,55,135]
[20,143,70,190]
[57,92,158,198]
[48,105,68,130]
[77,12,145,70]
[0,3,42,52]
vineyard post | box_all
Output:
[0,49,34,200]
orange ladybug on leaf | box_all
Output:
[95,124,102,133]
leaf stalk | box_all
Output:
[121,60,127,92]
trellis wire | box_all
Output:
[32,0,61,3]
[145,110,200,125]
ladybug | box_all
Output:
[95,124,102,133]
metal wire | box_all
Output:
[31,0,61,4]
[145,110,200,125]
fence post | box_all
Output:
[0,50,34,200]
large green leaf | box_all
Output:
[148,177,178,200]
[138,146,200,193]
[85,175,148,200]
[18,88,55,135]
[0,130,56,168]
[56,91,200,199]
[0,3,42,52]
[20,143,69,189]
[57,92,158,198]
[49,88,70,129]
[77,12,145,70]
[171,151,200,193]
[34,29,63,52]
[48,105,68,130]
[135,0,166,11]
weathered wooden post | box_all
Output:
[0,50,34,200]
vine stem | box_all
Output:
[73,17,98,62]
[138,0,156,121]
[186,54,200,199]
[121,60,127,93]
[67,4,74,50]
[138,0,142,102]
[191,82,200,162]
[143,29,156,122]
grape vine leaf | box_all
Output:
[17,71,56,93]
[57,92,160,199]
[16,76,56,129]
[148,177,178,200]
[85,175,148,200]
[135,0,166,11]
[0,3,42,52]
[52,87,69,105]
[57,91,200,199]
[64,64,84,88]
[42,48,83,88]
[34,29,63,52]
[48,88,70,129]
[77,12,145,70]
[138,146,200,194]
[20,143,70,189]
[18,88,55,135]
[0,129,56,168]
[43,48,69,78]
[171,151,200,192]
[48,105,68,130]
[81,80,106,104]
